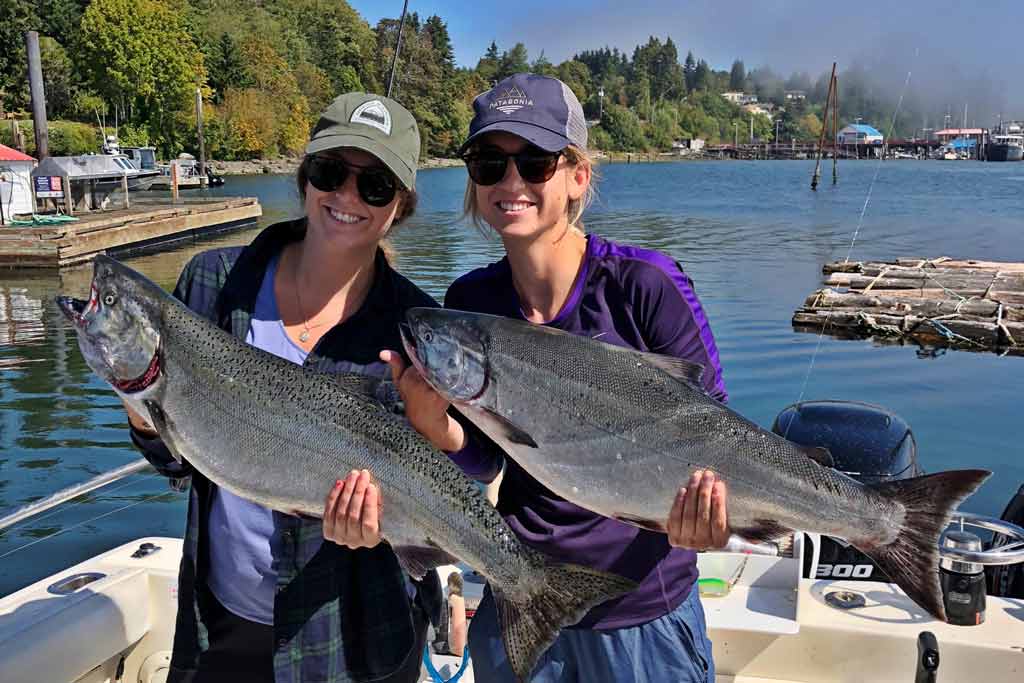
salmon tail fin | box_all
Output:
[493,563,637,683]
[860,469,990,622]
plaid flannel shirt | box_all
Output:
[131,218,441,683]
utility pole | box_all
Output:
[598,87,604,120]
[749,115,754,143]
[25,31,49,159]
[386,0,410,99]
[733,121,738,148]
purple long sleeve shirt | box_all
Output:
[445,234,727,630]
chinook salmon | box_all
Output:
[56,256,636,682]
[401,307,991,622]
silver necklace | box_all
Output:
[292,264,329,343]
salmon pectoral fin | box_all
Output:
[391,542,459,580]
[143,400,184,464]
[733,519,793,544]
[482,408,538,448]
[613,513,668,533]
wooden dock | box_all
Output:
[0,196,261,268]
[794,257,1024,355]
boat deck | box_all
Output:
[794,257,1024,355]
[0,197,261,268]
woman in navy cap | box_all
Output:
[126,92,439,683]
[352,73,730,682]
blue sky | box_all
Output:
[349,1,1024,116]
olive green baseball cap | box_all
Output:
[305,93,420,190]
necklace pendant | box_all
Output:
[299,330,310,342]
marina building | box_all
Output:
[0,144,36,224]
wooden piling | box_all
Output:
[811,63,837,191]
[24,31,48,159]
[195,87,207,188]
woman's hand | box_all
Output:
[122,399,158,436]
[667,470,730,551]
[380,350,467,453]
[323,469,382,549]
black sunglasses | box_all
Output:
[461,146,563,186]
[306,156,398,207]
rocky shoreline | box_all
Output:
[211,156,463,176]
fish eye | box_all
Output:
[103,292,117,306]
[422,330,434,344]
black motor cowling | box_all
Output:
[771,401,921,582]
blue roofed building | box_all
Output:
[837,124,884,145]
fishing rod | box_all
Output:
[386,0,410,98]
[0,457,152,532]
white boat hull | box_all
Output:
[1,537,1021,683]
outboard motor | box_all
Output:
[771,400,922,582]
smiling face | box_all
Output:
[470,132,590,242]
[303,148,404,252]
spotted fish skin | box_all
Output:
[402,307,991,623]
[57,255,636,682]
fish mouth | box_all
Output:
[56,295,89,328]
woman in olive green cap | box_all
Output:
[125,93,439,683]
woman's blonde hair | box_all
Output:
[462,144,598,235]
[447,571,464,597]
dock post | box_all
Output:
[170,161,179,201]
[811,62,837,191]
[121,171,130,209]
[832,72,838,185]
[63,175,73,216]
[195,87,207,188]
[24,31,49,159]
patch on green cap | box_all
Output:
[305,93,420,190]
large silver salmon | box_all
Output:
[56,256,635,681]
[401,307,990,622]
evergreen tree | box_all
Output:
[423,15,454,76]
[532,51,556,77]
[209,33,249,103]
[476,41,500,85]
[729,60,746,91]
[693,59,710,91]
[683,50,697,92]
[497,43,529,81]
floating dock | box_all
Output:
[794,257,1024,355]
[0,197,261,268]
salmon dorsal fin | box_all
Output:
[636,352,706,387]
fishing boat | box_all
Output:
[985,135,1024,162]
[1,405,1022,683]
[150,154,225,189]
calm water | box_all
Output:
[2,160,1023,596]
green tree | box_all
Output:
[556,60,591,107]
[729,60,746,91]
[207,33,250,103]
[497,43,530,81]
[0,0,39,111]
[40,37,75,119]
[476,41,500,85]
[532,51,556,77]
[693,59,710,91]
[76,0,207,155]
[423,15,454,77]
[600,103,646,151]
[683,50,697,92]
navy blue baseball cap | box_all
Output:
[459,73,588,155]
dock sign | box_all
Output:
[34,176,64,199]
